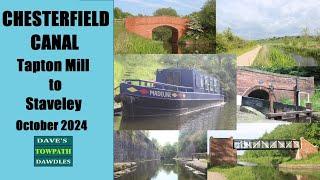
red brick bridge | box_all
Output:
[125,16,189,43]
[209,137,319,166]
[237,68,314,104]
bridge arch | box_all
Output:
[243,85,277,102]
[125,16,189,43]
[152,25,179,43]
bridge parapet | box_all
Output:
[125,16,189,26]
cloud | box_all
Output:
[217,0,320,39]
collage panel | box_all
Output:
[114,0,216,54]
[113,0,320,179]
[207,123,319,179]
[237,66,320,123]
[114,130,208,179]
[114,54,237,131]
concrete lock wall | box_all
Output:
[296,137,319,160]
[209,137,237,166]
[237,68,314,102]
[125,16,189,43]
[114,131,160,163]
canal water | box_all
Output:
[117,160,206,180]
[291,53,318,66]
[118,100,236,130]
[245,165,320,180]
[163,42,215,54]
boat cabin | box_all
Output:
[156,68,221,94]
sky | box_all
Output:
[115,0,206,16]
[149,130,179,146]
[217,0,320,40]
[207,122,290,154]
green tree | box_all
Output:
[114,7,133,19]
[199,0,216,40]
[186,14,204,39]
[160,143,177,159]
[114,7,123,19]
[153,8,179,17]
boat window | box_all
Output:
[200,76,204,88]
[205,77,209,91]
[165,71,181,86]
[214,78,219,93]
[196,74,201,88]
[209,78,214,92]
[166,72,174,85]
[173,71,181,86]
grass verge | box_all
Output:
[114,21,167,54]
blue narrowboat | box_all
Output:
[118,68,224,117]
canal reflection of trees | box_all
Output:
[118,160,206,180]
[250,166,319,180]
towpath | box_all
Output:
[237,45,262,66]
[208,172,227,180]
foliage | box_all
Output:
[198,0,216,40]
[210,164,320,180]
[114,7,133,19]
[114,21,167,54]
[160,143,177,159]
[283,153,320,164]
[182,0,216,43]
[185,14,204,40]
[242,123,320,159]
[275,44,320,62]
[152,27,173,42]
[252,45,297,68]
[114,55,165,92]
[279,97,293,105]
[177,130,207,157]
[153,8,179,17]
[209,165,292,180]
[216,28,257,55]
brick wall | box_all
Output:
[209,137,237,166]
[295,137,319,160]
[237,68,314,102]
[125,16,189,42]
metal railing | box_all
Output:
[124,79,194,92]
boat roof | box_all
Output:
[157,68,216,77]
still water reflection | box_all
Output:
[119,100,236,130]
[117,160,205,180]
[246,165,320,180]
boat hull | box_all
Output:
[120,83,224,118]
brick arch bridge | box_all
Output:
[125,16,189,43]
[237,68,314,104]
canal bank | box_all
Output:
[175,158,207,174]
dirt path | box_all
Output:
[237,45,262,66]
[208,172,227,180]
